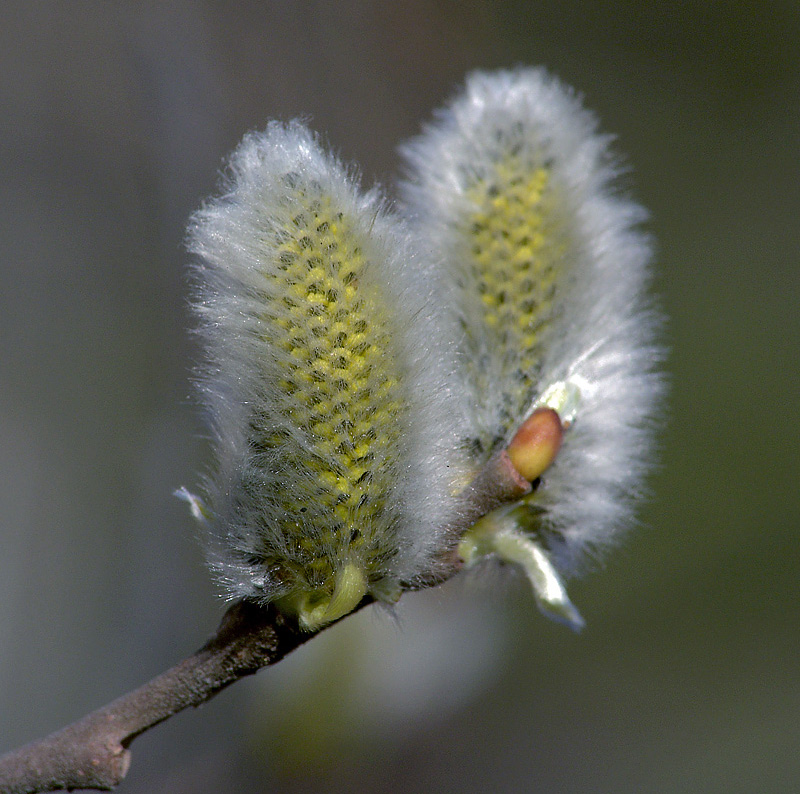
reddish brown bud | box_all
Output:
[507,407,564,482]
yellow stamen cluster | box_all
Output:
[460,157,568,448]
[247,184,406,627]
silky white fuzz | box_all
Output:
[184,69,664,632]
[187,122,466,629]
[400,68,664,622]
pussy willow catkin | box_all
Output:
[185,69,663,631]
[400,69,663,627]
[187,122,466,630]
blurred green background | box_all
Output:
[1,2,798,792]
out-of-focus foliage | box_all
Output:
[1,2,797,792]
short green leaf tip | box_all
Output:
[459,506,585,632]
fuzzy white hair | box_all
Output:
[184,70,664,632]
[187,121,467,628]
[400,67,664,578]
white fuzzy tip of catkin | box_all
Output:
[400,67,664,578]
[187,121,466,629]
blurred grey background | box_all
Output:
[1,2,798,792]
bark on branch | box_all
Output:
[0,451,528,794]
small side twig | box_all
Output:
[0,451,529,794]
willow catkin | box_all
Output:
[187,122,466,630]
[400,69,664,626]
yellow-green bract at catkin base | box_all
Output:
[400,69,664,626]
[187,122,466,630]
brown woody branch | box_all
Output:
[0,451,529,794]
